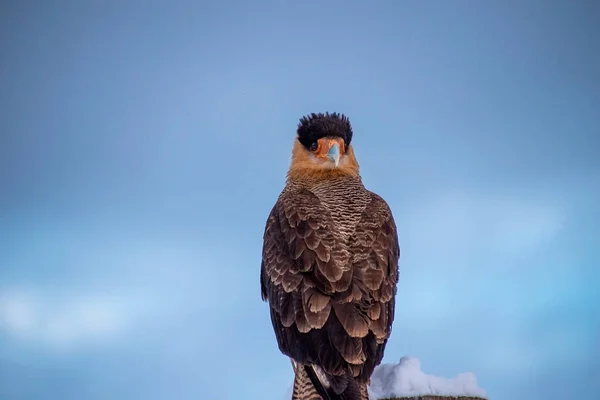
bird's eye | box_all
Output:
[310,142,318,152]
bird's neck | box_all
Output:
[286,168,360,184]
[287,173,364,192]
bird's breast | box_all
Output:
[311,180,371,243]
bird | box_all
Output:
[260,112,400,400]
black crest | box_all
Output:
[297,112,353,150]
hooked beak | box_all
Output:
[327,143,340,167]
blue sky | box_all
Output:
[1,1,599,399]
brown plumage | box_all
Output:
[261,113,400,400]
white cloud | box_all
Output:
[381,189,569,371]
[0,233,251,353]
[399,190,564,266]
[0,287,150,351]
[369,356,487,399]
[477,316,595,377]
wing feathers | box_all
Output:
[354,260,384,291]
[332,302,370,338]
[302,299,331,329]
[282,271,303,292]
[304,288,331,313]
[331,320,367,365]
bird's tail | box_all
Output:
[291,362,323,400]
[291,361,368,400]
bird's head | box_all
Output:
[287,112,360,181]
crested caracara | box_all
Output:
[261,112,400,400]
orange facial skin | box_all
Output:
[312,137,346,161]
[287,136,360,182]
